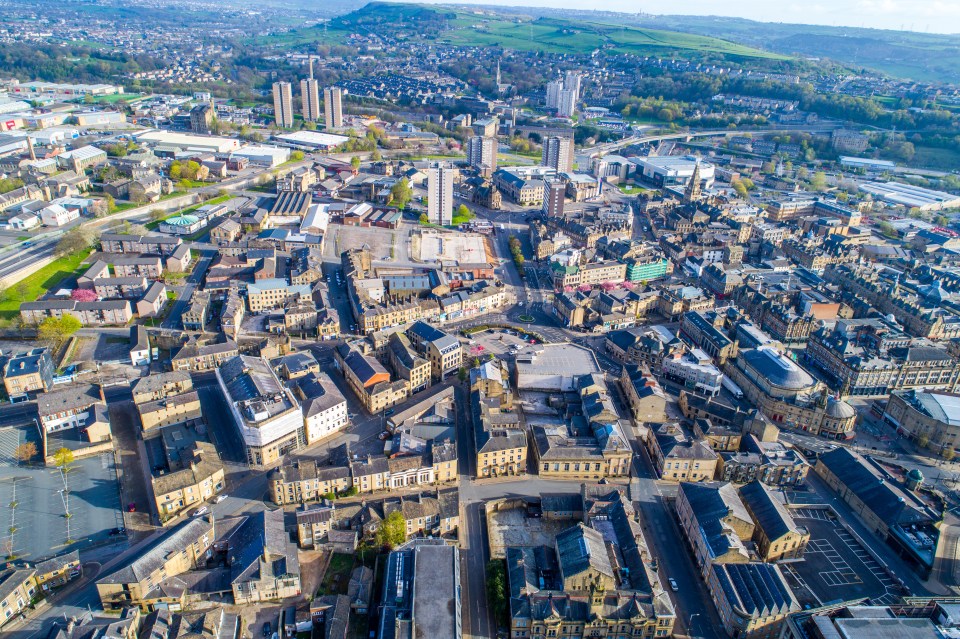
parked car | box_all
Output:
[214,494,227,503]
[668,578,679,592]
[262,623,271,638]
[108,527,126,536]
[378,431,392,441]
[385,408,395,416]
[193,506,209,517]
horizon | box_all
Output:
[391,0,960,35]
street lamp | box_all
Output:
[688,613,701,639]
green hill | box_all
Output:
[259,2,787,61]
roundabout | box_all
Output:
[517,314,535,323]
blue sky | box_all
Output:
[415,0,960,34]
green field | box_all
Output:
[909,146,960,171]
[0,248,93,320]
[256,3,784,60]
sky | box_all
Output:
[413,0,960,34]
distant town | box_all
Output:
[0,2,960,639]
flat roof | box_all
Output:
[276,130,349,148]
[859,181,960,209]
[134,130,239,153]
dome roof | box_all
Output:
[742,347,814,391]
[907,468,924,481]
[825,397,856,420]
[165,214,199,226]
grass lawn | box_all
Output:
[0,248,93,320]
[318,553,354,596]
[617,184,649,195]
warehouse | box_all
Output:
[135,130,241,154]
[275,130,349,150]
[858,181,960,211]
[632,155,715,188]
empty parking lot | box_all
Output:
[783,507,906,607]
[0,423,125,562]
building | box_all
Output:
[36,384,106,434]
[466,136,497,172]
[379,540,461,639]
[216,355,304,467]
[20,299,134,327]
[815,447,942,576]
[152,442,225,522]
[648,422,719,482]
[323,86,343,130]
[738,480,809,562]
[883,390,960,453]
[556,89,577,117]
[247,279,311,312]
[133,371,202,435]
[542,136,574,173]
[707,563,799,639]
[388,333,432,394]
[620,364,668,423]
[406,321,462,381]
[427,163,455,225]
[291,372,349,444]
[227,509,301,604]
[0,569,38,627]
[335,343,409,413]
[543,180,565,217]
[506,490,676,639]
[634,155,716,189]
[301,76,321,122]
[272,82,294,128]
[267,459,353,505]
[189,103,213,134]
[726,347,857,439]
[2,347,54,398]
[96,516,215,610]
[662,349,724,397]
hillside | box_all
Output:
[261,2,788,61]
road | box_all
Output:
[162,248,214,329]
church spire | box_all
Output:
[684,158,702,204]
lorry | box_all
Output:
[721,376,744,400]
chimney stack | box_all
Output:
[27,136,36,162]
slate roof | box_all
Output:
[738,480,800,541]
[556,523,614,582]
[711,562,798,618]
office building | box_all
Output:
[324,86,343,130]
[466,136,497,172]
[272,82,294,128]
[542,136,574,172]
[216,355,304,467]
[427,162,455,225]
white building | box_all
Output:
[556,89,577,118]
[427,162,455,226]
[232,145,291,167]
[216,355,304,466]
[662,348,724,397]
[297,372,349,444]
[276,130,348,150]
[545,80,563,109]
[40,203,80,227]
[633,155,716,189]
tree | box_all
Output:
[53,447,75,469]
[810,171,828,192]
[168,162,182,180]
[877,220,897,238]
[458,366,468,382]
[732,180,749,198]
[486,560,509,626]
[15,282,28,302]
[13,442,37,463]
[944,447,956,462]
[374,510,406,549]
[56,226,93,258]
[371,148,382,162]
[419,213,429,224]
[390,178,412,210]
[70,288,98,302]
[350,156,361,171]
[37,315,81,347]
[918,434,930,449]
[290,150,305,162]
[149,208,166,222]
[0,177,25,195]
